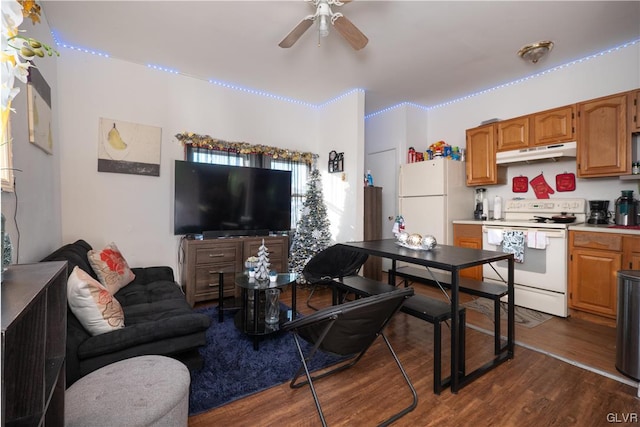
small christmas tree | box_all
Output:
[254,240,271,281]
[289,168,332,283]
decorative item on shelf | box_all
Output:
[269,270,278,282]
[428,140,450,159]
[407,147,416,163]
[328,150,344,173]
[245,256,259,273]
[254,240,271,281]
[265,288,280,325]
[366,170,374,186]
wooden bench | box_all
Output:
[333,275,466,394]
[392,265,508,355]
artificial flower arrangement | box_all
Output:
[2,0,58,136]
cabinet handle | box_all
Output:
[208,253,224,258]
[208,283,217,287]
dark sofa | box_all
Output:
[41,239,211,386]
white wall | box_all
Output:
[318,90,366,243]
[367,42,640,219]
[1,11,61,264]
[52,50,365,273]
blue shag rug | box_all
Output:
[189,305,346,416]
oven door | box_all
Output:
[482,224,569,317]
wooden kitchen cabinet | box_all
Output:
[629,89,640,133]
[568,230,640,318]
[497,116,530,152]
[465,124,506,186]
[532,104,576,146]
[453,223,483,280]
[577,92,630,177]
[622,235,640,269]
[181,235,289,306]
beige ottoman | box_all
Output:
[65,355,190,427]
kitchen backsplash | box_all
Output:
[482,156,640,217]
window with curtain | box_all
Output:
[185,143,310,229]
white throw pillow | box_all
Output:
[67,266,125,335]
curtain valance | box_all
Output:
[175,132,317,166]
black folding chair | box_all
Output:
[302,244,369,310]
[282,287,417,427]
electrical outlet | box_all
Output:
[341,173,346,181]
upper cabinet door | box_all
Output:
[629,89,640,133]
[497,116,530,152]
[577,93,629,177]
[532,105,575,146]
[466,124,500,185]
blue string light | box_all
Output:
[366,38,640,118]
[51,31,638,115]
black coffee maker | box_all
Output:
[588,200,610,224]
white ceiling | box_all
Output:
[41,1,640,115]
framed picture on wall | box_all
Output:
[27,67,53,155]
[98,118,162,177]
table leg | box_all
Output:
[507,256,515,357]
[450,268,460,393]
[291,281,297,320]
[218,272,224,323]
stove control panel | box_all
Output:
[504,198,587,214]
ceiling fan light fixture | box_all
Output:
[318,15,329,38]
[518,40,554,63]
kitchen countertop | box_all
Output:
[568,223,640,236]
[452,220,640,236]
[452,219,485,225]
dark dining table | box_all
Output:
[337,239,514,393]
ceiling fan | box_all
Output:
[279,0,369,50]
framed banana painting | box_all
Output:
[98,117,162,176]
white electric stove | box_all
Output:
[481,198,587,317]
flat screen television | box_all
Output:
[174,160,292,237]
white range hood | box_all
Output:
[496,141,577,165]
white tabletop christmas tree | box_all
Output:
[254,240,271,281]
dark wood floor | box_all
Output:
[189,280,639,427]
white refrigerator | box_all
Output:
[398,160,473,245]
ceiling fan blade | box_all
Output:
[332,15,368,50]
[279,18,314,48]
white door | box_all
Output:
[367,149,397,271]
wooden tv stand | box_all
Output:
[181,235,289,307]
